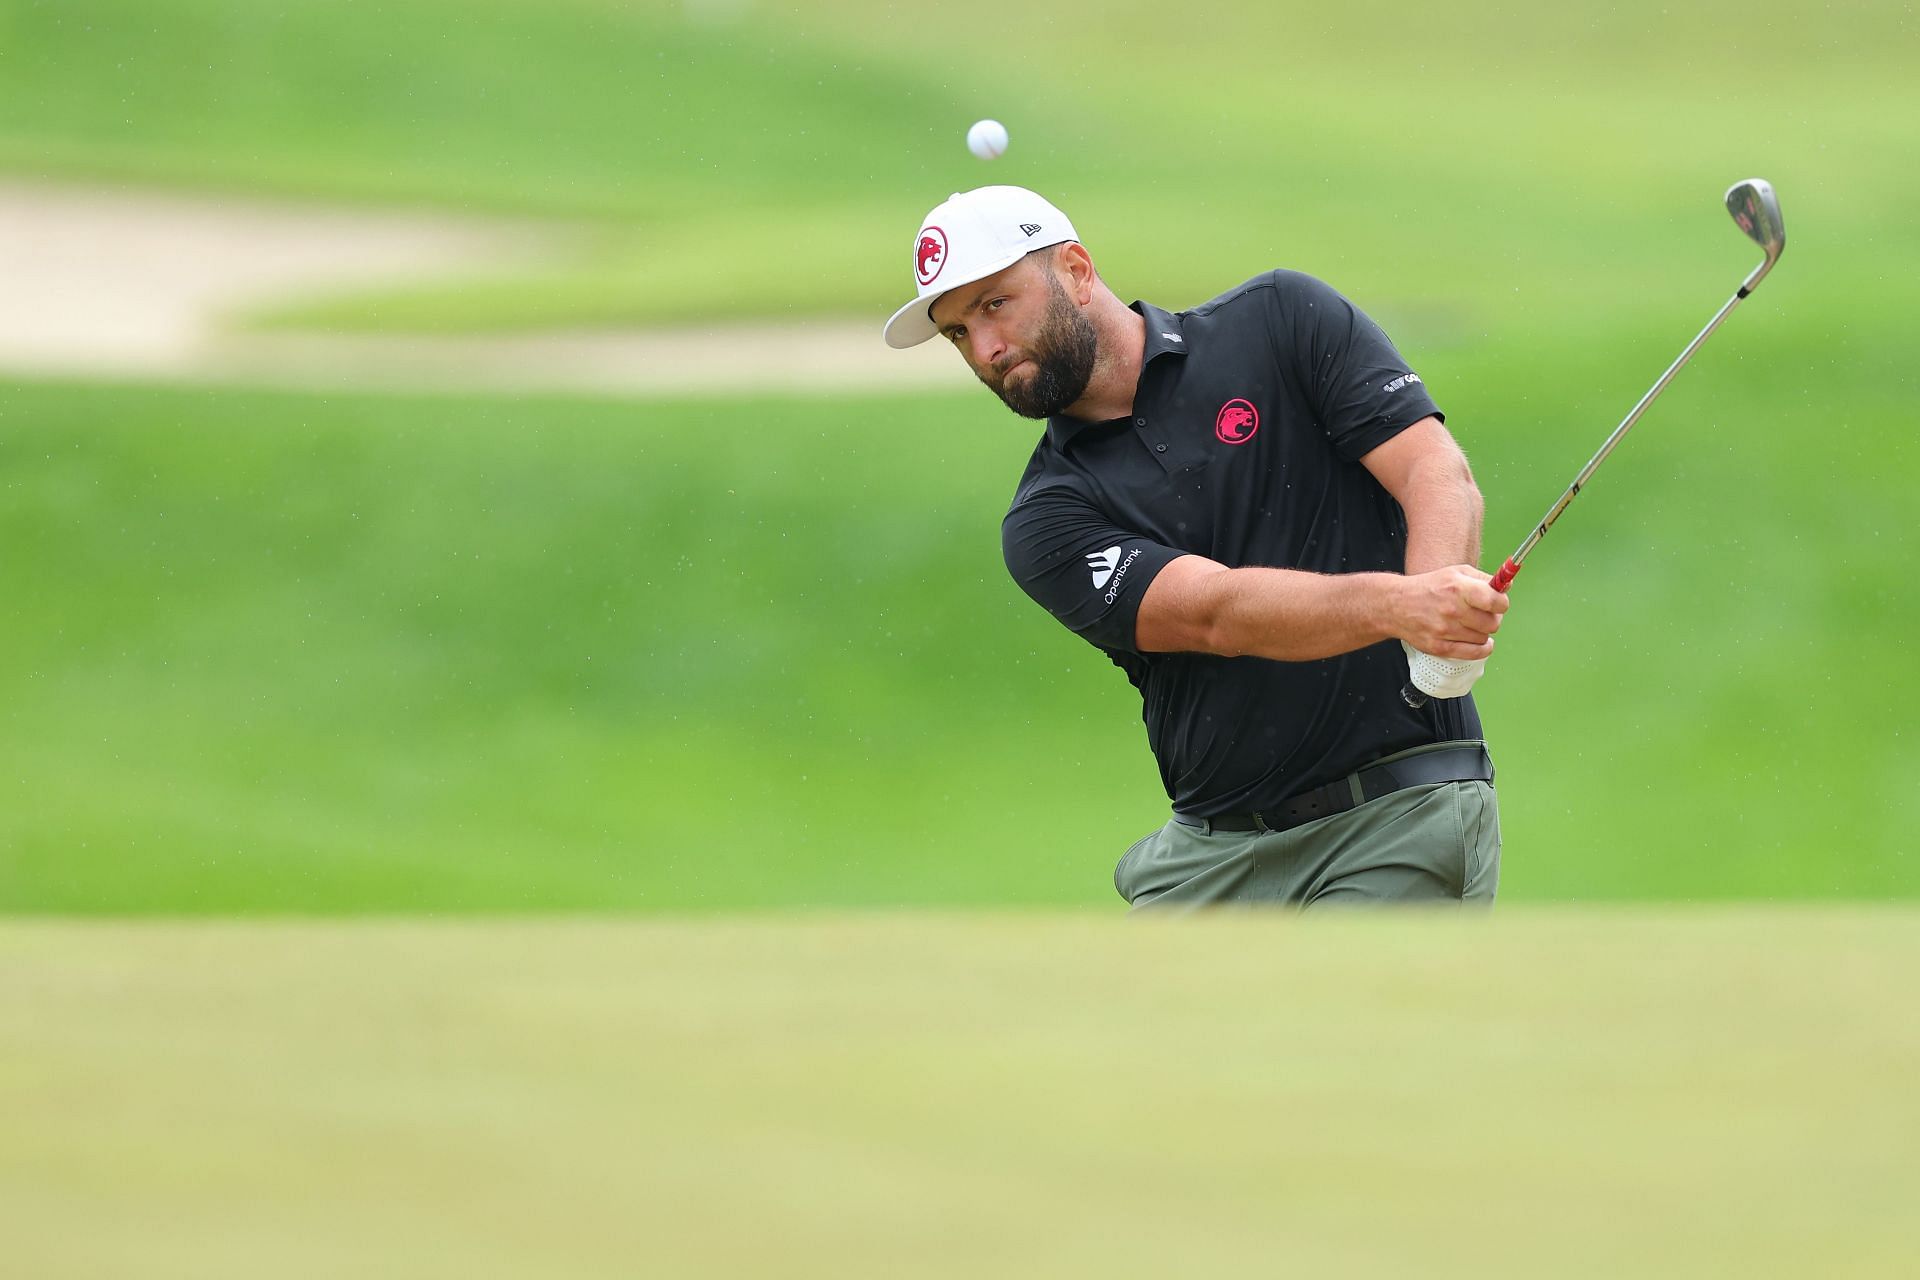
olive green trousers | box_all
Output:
[1115,779,1500,911]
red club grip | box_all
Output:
[1490,557,1522,593]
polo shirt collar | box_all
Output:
[1134,300,1189,365]
[1046,300,1189,451]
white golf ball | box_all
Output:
[966,119,1008,160]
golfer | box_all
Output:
[885,186,1508,908]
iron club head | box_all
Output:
[1726,178,1785,291]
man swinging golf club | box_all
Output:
[885,186,1506,908]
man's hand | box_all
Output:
[1392,565,1508,660]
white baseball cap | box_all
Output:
[883,186,1080,349]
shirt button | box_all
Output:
[1134,417,1146,426]
[1155,443,1167,453]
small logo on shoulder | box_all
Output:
[1382,372,1423,394]
[1215,398,1259,445]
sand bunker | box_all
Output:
[0,179,960,396]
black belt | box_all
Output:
[1172,742,1493,836]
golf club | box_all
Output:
[1403,178,1787,709]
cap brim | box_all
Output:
[882,294,942,349]
[880,246,1030,349]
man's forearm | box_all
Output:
[1136,532,1507,663]
[1399,453,1484,575]
[1188,566,1403,662]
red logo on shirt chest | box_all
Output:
[1215,398,1259,445]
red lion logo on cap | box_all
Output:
[916,226,949,286]
[1215,398,1259,445]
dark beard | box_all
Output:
[982,273,1098,419]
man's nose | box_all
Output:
[969,322,1005,370]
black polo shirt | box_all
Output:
[1001,269,1482,816]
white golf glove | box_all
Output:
[1402,641,1486,700]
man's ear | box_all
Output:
[1056,242,1097,303]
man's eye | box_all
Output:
[949,327,966,342]
[986,298,1005,311]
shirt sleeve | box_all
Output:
[1270,270,1444,461]
[1002,483,1186,655]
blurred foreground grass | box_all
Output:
[4,909,1916,1278]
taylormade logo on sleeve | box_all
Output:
[1087,545,1139,603]
[1086,546,1121,589]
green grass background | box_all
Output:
[1,0,1917,910]
[5,8,1917,1265]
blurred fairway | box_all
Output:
[1,0,1913,331]
[4,909,1917,1277]
[2,361,1915,912]
[2,0,1917,911]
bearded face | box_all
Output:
[979,269,1099,420]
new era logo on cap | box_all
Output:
[882,186,1081,349]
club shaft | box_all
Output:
[1506,271,1764,571]
[1405,261,1770,707]
[1403,202,1780,708]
